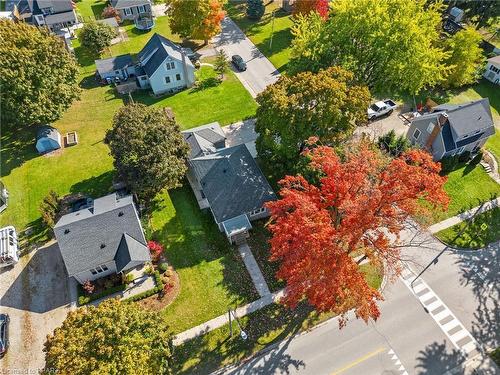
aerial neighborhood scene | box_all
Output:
[1,0,499,374]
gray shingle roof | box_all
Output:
[445,98,493,138]
[114,233,150,273]
[189,145,276,223]
[44,9,76,24]
[110,0,150,9]
[182,122,226,159]
[36,125,60,141]
[35,0,73,13]
[95,54,133,75]
[54,194,149,276]
[137,33,194,77]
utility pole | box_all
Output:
[228,308,247,340]
[269,10,276,51]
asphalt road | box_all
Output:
[222,227,499,375]
[213,17,280,97]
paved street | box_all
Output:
[213,17,280,97]
[0,242,75,372]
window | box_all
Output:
[426,123,434,134]
[165,76,171,84]
[124,7,132,16]
[90,269,98,275]
[140,76,147,81]
[457,146,465,154]
[413,128,421,140]
[138,5,145,13]
[101,264,108,271]
[166,61,175,70]
[490,65,500,73]
[250,207,265,216]
[176,73,182,81]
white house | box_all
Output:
[110,0,152,21]
[484,55,500,85]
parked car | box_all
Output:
[231,55,247,71]
[0,314,9,357]
[367,99,398,120]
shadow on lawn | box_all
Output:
[173,303,314,375]
[0,124,38,177]
[70,170,115,198]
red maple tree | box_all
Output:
[195,0,225,44]
[293,0,329,19]
[266,141,448,326]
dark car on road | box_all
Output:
[0,314,9,358]
[231,55,247,71]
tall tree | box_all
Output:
[289,0,451,95]
[79,21,117,53]
[293,0,329,19]
[166,0,225,44]
[443,27,485,88]
[0,20,80,127]
[105,104,189,204]
[247,0,265,20]
[44,299,172,374]
[255,66,370,175]
[214,49,229,78]
[266,141,449,326]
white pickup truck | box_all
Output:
[367,99,397,120]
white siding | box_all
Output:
[149,58,195,95]
[483,62,500,84]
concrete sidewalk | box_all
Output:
[237,243,271,297]
[428,197,500,234]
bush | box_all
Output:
[78,283,127,305]
[378,130,411,157]
[122,273,134,284]
[440,155,461,174]
[79,21,117,52]
[147,240,164,261]
[247,0,265,20]
[101,5,121,22]
[82,280,95,294]
[458,150,471,163]
[144,264,154,275]
[158,262,168,273]
[39,190,60,231]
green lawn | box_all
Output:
[147,188,258,334]
[435,207,500,249]
[75,0,108,21]
[226,1,294,73]
[486,132,500,171]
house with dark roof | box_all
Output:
[23,0,78,32]
[484,55,500,85]
[407,99,495,161]
[182,123,276,244]
[110,0,152,21]
[54,193,150,284]
[94,33,195,94]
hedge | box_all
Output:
[125,271,164,303]
[78,283,127,305]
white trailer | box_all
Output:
[0,226,19,268]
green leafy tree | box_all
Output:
[377,130,412,157]
[0,20,79,127]
[39,190,60,232]
[247,0,265,20]
[79,21,117,52]
[255,66,370,174]
[214,49,229,78]
[105,104,189,204]
[44,299,172,374]
[166,0,226,44]
[443,27,485,88]
[289,0,451,95]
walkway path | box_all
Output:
[428,197,500,234]
[89,274,156,306]
[237,243,271,298]
[212,17,280,97]
[173,289,284,346]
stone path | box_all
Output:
[173,289,284,346]
[237,243,271,297]
[428,197,500,234]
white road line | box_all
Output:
[400,265,482,359]
[386,348,409,374]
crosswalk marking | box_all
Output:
[386,348,409,374]
[400,264,482,360]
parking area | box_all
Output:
[355,103,411,140]
[0,242,75,372]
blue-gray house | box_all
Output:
[36,126,62,154]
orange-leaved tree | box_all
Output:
[266,141,448,326]
[293,0,329,19]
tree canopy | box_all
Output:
[214,49,229,78]
[105,104,189,204]
[0,20,80,127]
[166,0,225,43]
[443,27,485,88]
[266,141,449,326]
[79,21,117,52]
[246,0,265,20]
[292,0,329,19]
[44,299,172,374]
[255,66,370,175]
[289,0,451,95]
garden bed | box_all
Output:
[138,266,181,311]
[78,274,127,305]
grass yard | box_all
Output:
[486,132,500,171]
[226,0,294,73]
[147,188,258,333]
[435,207,500,249]
[75,0,107,21]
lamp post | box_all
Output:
[269,10,276,51]
[228,308,247,340]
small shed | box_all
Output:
[36,126,62,154]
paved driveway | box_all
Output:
[213,17,280,97]
[355,104,412,140]
[0,242,75,372]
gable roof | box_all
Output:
[54,193,149,276]
[182,122,226,159]
[189,145,276,223]
[444,98,494,138]
[35,0,73,13]
[114,233,150,273]
[488,55,500,65]
[110,0,150,9]
[95,54,133,74]
[137,33,194,77]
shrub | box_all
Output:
[378,130,411,157]
[101,6,121,22]
[458,150,471,163]
[147,240,164,262]
[440,155,461,174]
[82,280,95,295]
[247,0,265,20]
[158,262,168,273]
[79,21,117,52]
[39,190,60,230]
[104,279,114,289]
[122,273,134,284]
[144,264,154,275]
[78,283,127,305]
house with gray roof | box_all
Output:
[110,0,152,21]
[407,98,495,161]
[182,123,276,244]
[95,54,135,81]
[54,193,150,284]
[25,0,78,32]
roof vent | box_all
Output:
[223,169,227,173]
[118,211,124,217]
[478,116,482,121]
[100,243,106,249]
[64,229,70,234]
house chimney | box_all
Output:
[425,113,447,151]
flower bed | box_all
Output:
[78,283,127,305]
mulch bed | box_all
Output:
[138,266,181,311]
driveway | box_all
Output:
[223,118,258,157]
[355,103,412,140]
[0,242,75,372]
[213,17,280,97]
